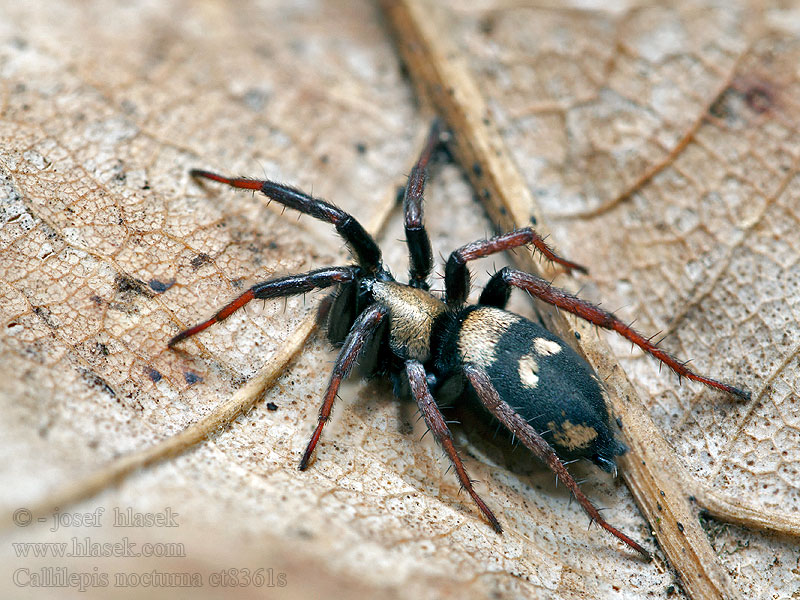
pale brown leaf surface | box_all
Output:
[1,2,797,600]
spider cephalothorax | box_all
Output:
[169,120,749,560]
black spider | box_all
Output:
[169,120,749,560]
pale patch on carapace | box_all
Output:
[371,281,445,362]
[533,337,562,356]
[458,307,520,367]
[547,420,599,450]
[518,355,539,388]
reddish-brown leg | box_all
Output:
[403,119,442,290]
[445,229,587,306]
[406,359,503,533]
[168,266,359,347]
[191,169,382,271]
[482,267,750,400]
[299,303,388,470]
[463,363,651,559]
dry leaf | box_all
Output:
[1,2,798,600]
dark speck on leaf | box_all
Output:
[80,368,115,397]
[191,253,211,270]
[32,305,57,329]
[745,85,772,114]
[145,366,162,383]
[709,90,731,119]
[149,279,174,293]
[267,402,278,411]
[184,371,202,385]
[115,273,151,297]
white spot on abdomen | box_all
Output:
[518,355,539,388]
[533,337,562,356]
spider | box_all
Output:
[169,120,749,560]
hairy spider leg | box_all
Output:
[299,303,389,470]
[482,268,750,400]
[444,229,587,306]
[168,266,359,347]
[406,359,503,533]
[190,169,382,272]
[463,364,651,560]
[404,120,443,290]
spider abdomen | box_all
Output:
[446,306,627,472]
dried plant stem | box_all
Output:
[689,481,800,536]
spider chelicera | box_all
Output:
[169,120,749,560]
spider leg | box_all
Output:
[190,170,382,272]
[168,266,359,347]
[463,363,651,559]
[406,359,502,533]
[404,120,443,290]
[445,229,587,306]
[299,303,388,470]
[478,273,511,309]
[483,267,750,400]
